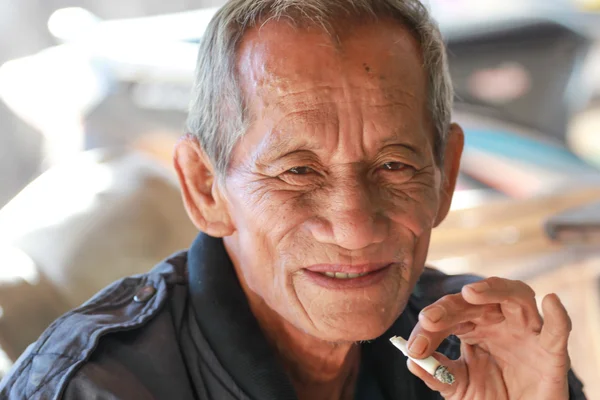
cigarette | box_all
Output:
[389,336,455,385]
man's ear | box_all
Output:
[173,134,235,237]
[434,123,464,227]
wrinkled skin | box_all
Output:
[174,17,571,400]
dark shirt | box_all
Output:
[0,234,587,399]
[355,362,386,399]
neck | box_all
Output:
[250,296,361,400]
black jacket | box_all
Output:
[0,234,587,399]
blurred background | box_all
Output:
[0,0,600,397]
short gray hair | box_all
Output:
[186,0,453,176]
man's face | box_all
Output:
[219,19,454,342]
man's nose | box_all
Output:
[309,179,388,251]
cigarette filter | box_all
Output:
[389,336,455,385]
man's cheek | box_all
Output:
[387,204,436,239]
[411,234,432,276]
[247,185,310,217]
[386,188,440,232]
[227,192,283,235]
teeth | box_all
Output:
[321,272,369,279]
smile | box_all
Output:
[303,263,395,289]
[319,272,371,279]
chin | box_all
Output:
[313,307,403,343]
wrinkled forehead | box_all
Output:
[235,17,428,116]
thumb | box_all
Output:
[539,293,571,356]
[406,351,466,399]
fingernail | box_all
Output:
[467,281,490,293]
[421,305,445,323]
[408,335,429,356]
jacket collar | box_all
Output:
[187,233,427,399]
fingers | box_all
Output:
[540,293,572,356]
[418,294,504,332]
[406,351,465,399]
[461,277,542,331]
[461,277,535,303]
[407,298,500,359]
[408,277,544,359]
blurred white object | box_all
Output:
[0,45,107,125]
[0,45,109,166]
[46,6,212,84]
[47,7,100,41]
[568,105,600,167]
[48,6,218,43]
[0,246,39,285]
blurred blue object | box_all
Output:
[464,128,591,171]
[454,111,600,202]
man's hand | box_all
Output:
[406,277,572,400]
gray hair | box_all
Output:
[186,0,453,176]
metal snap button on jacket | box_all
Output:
[133,285,156,303]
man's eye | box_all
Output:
[382,162,408,171]
[287,166,314,175]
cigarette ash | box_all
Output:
[434,365,455,385]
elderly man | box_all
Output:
[0,0,587,399]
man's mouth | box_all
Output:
[303,263,394,289]
[319,271,371,279]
